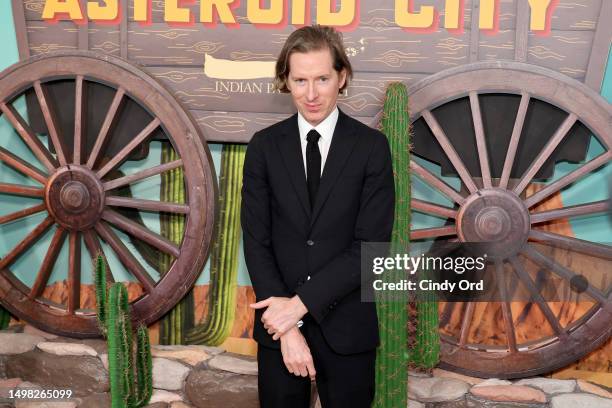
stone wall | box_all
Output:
[0,325,260,408]
[0,325,610,408]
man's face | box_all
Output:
[286,48,346,127]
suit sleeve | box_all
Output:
[295,132,395,323]
[241,132,291,301]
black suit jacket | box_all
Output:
[241,109,395,355]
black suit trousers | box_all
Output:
[257,316,376,408]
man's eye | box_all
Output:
[319,77,329,82]
[294,79,305,84]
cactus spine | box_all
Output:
[95,255,152,408]
[159,143,194,344]
[374,82,410,408]
[186,144,245,346]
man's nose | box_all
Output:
[306,82,318,101]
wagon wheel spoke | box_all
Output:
[530,200,609,224]
[513,113,578,196]
[34,81,68,166]
[82,229,114,283]
[521,244,607,304]
[0,183,44,197]
[411,199,457,219]
[94,221,155,292]
[0,146,48,184]
[469,92,492,188]
[500,92,530,189]
[86,87,125,169]
[101,209,180,257]
[410,160,465,205]
[97,118,161,179]
[30,227,67,299]
[0,216,54,270]
[458,302,475,348]
[495,261,518,353]
[0,102,58,172]
[529,229,612,261]
[106,196,189,214]
[103,159,183,191]
[67,231,81,313]
[422,110,478,194]
[525,151,611,208]
[73,75,86,165]
[508,256,566,337]
[410,225,457,240]
[0,203,46,225]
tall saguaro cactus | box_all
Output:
[95,255,153,408]
[158,142,194,344]
[374,82,410,408]
[186,144,246,346]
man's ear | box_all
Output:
[338,69,347,91]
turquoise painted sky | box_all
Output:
[0,4,610,289]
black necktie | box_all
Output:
[306,129,321,208]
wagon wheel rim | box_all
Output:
[0,52,216,337]
[401,62,612,378]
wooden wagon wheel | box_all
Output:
[0,52,216,337]
[405,62,612,378]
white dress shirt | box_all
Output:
[297,106,339,178]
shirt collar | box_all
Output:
[297,106,339,143]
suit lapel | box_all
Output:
[310,110,358,226]
[276,114,311,217]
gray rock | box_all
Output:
[37,342,97,357]
[23,325,58,340]
[98,354,108,371]
[472,379,512,388]
[0,334,44,355]
[151,345,215,366]
[152,358,190,391]
[16,402,78,408]
[433,398,468,408]
[185,368,258,408]
[5,350,109,397]
[516,378,576,395]
[0,356,7,378]
[75,392,110,408]
[154,345,223,356]
[145,403,170,408]
[148,389,183,404]
[550,393,612,408]
[170,402,195,408]
[407,400,425,408]
[0,378,23,398]
[46,337,107,355]
[408,376,470,403]
[207,353,258,376]
[467,394,547,408]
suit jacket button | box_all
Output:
[306,240,314,246]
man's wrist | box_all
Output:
[291,295,308,316]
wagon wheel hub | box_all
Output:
[45,166,105,231]
[457,188,530,259]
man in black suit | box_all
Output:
[241,25,395,408]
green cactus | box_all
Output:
[374,82,410,408]
[95,255,152,408]
[186,143,245,346]
[0,306,11,330]
[158,142,194,345]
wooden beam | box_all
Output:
[469,1,481,63]
[121,0,128,58]
[78,0,88,50]
[585,1,612,91]
[11,0,30,59]
[514,0,529,62]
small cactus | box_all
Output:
[0,306,11,330]
[95,255,152,408]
